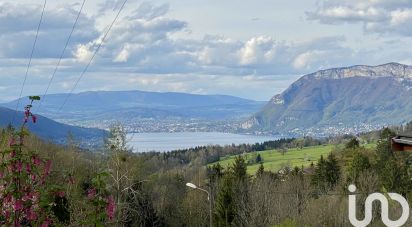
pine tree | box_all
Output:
[208,163,224,182]
[376,128,395,161]
[345,137,360,149]
[292,166,302,176]
[348,152,370,182]
[256,163,264,177]
[311,154,340,191]
[311,155,327,191]
[379,157,412,194]
[310,162,314,168]
[214,174,235,227]
[325,154,340,188]
[255,153,263,164]
[232,156,247,181]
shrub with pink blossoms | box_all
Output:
[106,195,115,220]
[0,97,66,226]
[84,171,117,225]
[0,96,117,226]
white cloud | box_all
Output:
[0,2,98,58]
[0,1,378,78]
[129,2,170,21]
[113,43,132,62]
[307,0,412,36]
[1,0,412,101]
[239,36,275,65]
[73,44,93,63]
[196,35,240,67]
[293,50,325,70]
[97,0,125,14]
[390,9,412,25]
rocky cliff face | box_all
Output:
[244,63,412,136]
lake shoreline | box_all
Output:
[127,132,278,152]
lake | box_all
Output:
[127,132,277,152]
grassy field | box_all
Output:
[211,143,376,174]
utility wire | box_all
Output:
[11,0,47,124]
[263,190,368,196]
[38,0,86,109]
[59,0,128,111]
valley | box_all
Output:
[2,90,265,133]
[2,0,412,225]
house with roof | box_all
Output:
[392,134,412,152]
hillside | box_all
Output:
[242,63,412,136]
[0,107,106,146]
[214,145,333,174]
[212,143,376,174]
[2,90,265,131]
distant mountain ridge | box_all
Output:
[305,62,412,80]
[2,90,265,132]
[243,63,412,136]
[0,107,106,146]
[30,90,261,110]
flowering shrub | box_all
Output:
[0,97,65,226]
[84,172,116,226]
[0,96,117,226]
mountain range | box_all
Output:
[2,90,265,132]
[0,107,106,146]
[5,62,412,139]
[242,62,412,136]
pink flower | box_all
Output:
[8,163,16,172]
[4,195,11,203]
[22,193,31,201]
[4,210,10,219]
[106,195,115,220]
[68,176,75,185]
[56,191,65,198]
[32,156,41,166]
[43,160,52,176]
[26,208,37,221]
[9,138,16,146]
[13,200,23,211]
[41,218,51,227]
[16,161,23,172]
[32,115,37,123]
[30,192,39,201]
[22,192,37,202]
[26,163,31,174]
[87,188,96,199]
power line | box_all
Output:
[264,190,367,196]
[11,0,47,123]
[59,0,128,111]
[38,0,86,109]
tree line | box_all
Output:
[2,115,412,226]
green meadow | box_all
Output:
[211,143,376,174]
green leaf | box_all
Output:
[97,171,110,177]
[29,96,41,101]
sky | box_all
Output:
[1,0,412,102]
